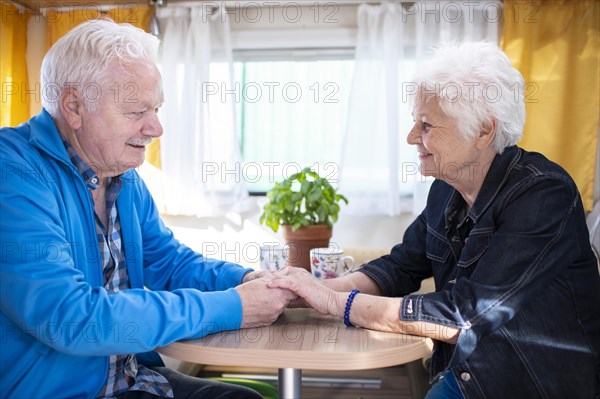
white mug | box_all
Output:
[259,245,288,271]
[309,247,357,280]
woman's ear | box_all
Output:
[476,118,497,150]
[59,87,83,131]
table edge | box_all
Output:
[157,338,433,370]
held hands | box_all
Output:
[266,268,344,317]
[235,273,297,328]
[236,268,345,328]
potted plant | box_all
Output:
[259,167,348,271]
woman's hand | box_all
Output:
[266,267,345,317]
[266,268,460,343]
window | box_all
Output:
[226,3,359,193]
[232,52,355,193]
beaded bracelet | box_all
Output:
[343,289,360,327]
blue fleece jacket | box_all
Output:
[0,109,251,398]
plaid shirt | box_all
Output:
[63,141,173,398]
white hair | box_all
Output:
[412,42,526,153]
[41,18,160,117]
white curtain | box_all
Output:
[154,5,251,217]
[339,2,501,216]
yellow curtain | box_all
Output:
[1,1,30,127]
[502,0,599,211]
[45,5,161,169]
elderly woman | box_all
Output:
[269,42,600,398]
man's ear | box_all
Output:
[476,118,497,150]
[59,87,83,130]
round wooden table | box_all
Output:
[158,308,433,399]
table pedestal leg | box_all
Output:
[278,368,302,399]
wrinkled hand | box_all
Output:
[266,267,343,316]
[235,277,297,328]
[242,270,277,283]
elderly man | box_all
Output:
[269,42,600,398]
[1,19,294,398]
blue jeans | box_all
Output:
[424,371,464,399]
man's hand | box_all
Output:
[235,277,297,328]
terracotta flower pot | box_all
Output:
[281,224,332,271]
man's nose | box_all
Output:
[144,112,163,138]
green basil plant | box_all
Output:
[259,167,349,232]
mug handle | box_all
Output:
[341,255,356,275]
